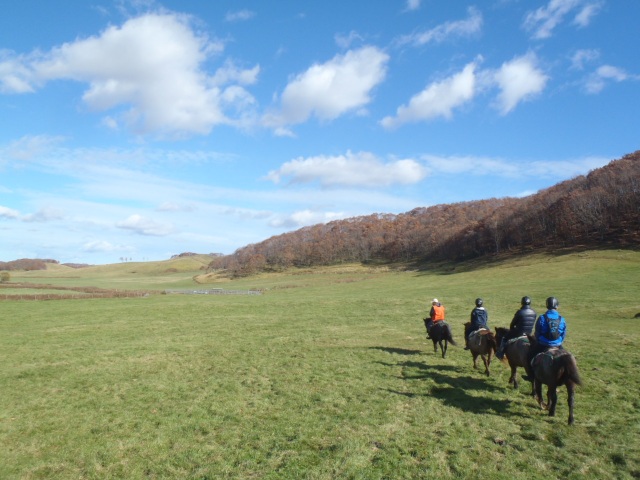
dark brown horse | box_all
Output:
[463,322,497,376]
[423,318,457,358]
[528,335,582,425]
[494,327,534,395]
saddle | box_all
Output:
[531,347,567,369]
[468,328,489,347]
[506,335,529,347]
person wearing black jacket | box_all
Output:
[496,296,537,359]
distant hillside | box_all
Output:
[1,254,213,275]
[209,151,640,276]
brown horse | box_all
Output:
[528,335,582,425]
[423,318,457,358]
[494,327,534,395]
[463,322,497,376]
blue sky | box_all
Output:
[1,0,638,265]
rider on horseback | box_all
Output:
[425,298,445,339]
[464,298,489,350]
[522,296,567,381]
[496,296,537,359]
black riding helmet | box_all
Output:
[546,296,559,309]
[521,296,531,306]
[475,298,483,307]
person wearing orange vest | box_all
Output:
[426,298,445,339]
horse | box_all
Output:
[463,322,497,376]
[494,327,534,395]
[423,318,457,358]
[528,335,582,425]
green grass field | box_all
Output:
[1,250,639,479]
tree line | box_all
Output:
[209,151,640,277]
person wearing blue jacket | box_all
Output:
[464,298,488,350]
[523,296,567,381]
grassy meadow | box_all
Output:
[1,250,639,479]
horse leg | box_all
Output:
[547,386,558,417]
[510,364,518,389]
[567,383,576,425]
[432,339,437,354]
[472,353,479,369]
[483,355,490,376]
[442,340,448,359]
[528,377,535,397]
[534,379,546,409]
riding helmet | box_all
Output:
[546,296,559,309]
[521,296,531,306]
[475,298,483,307]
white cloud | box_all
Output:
[523,0,603,39]
[263,46,388,129]
[492,53,548,114]
[1,13,260,138]
[116,214,175,236]
[397,7,482,46]
[381,61,478,128]
[0,206,21,219]
[266,151,427,188]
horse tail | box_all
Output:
[486,332,498,353]
[559,354,582,386]
[445,323,457,346]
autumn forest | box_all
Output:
[208,151,640,276]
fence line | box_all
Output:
[0,291,152,301]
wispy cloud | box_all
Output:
[584,65,639,94]
[570,49,600,70]
[523,0,604,39]
[269,209,346,229]
[421,153,611,179]
[396,6,482,46]
[404,0,422,12]
[225,9,255,22]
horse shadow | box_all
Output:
[369,346,422,356]
[385,362,512,415]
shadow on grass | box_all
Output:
[369,346,422,356]
[384,362,513,415]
